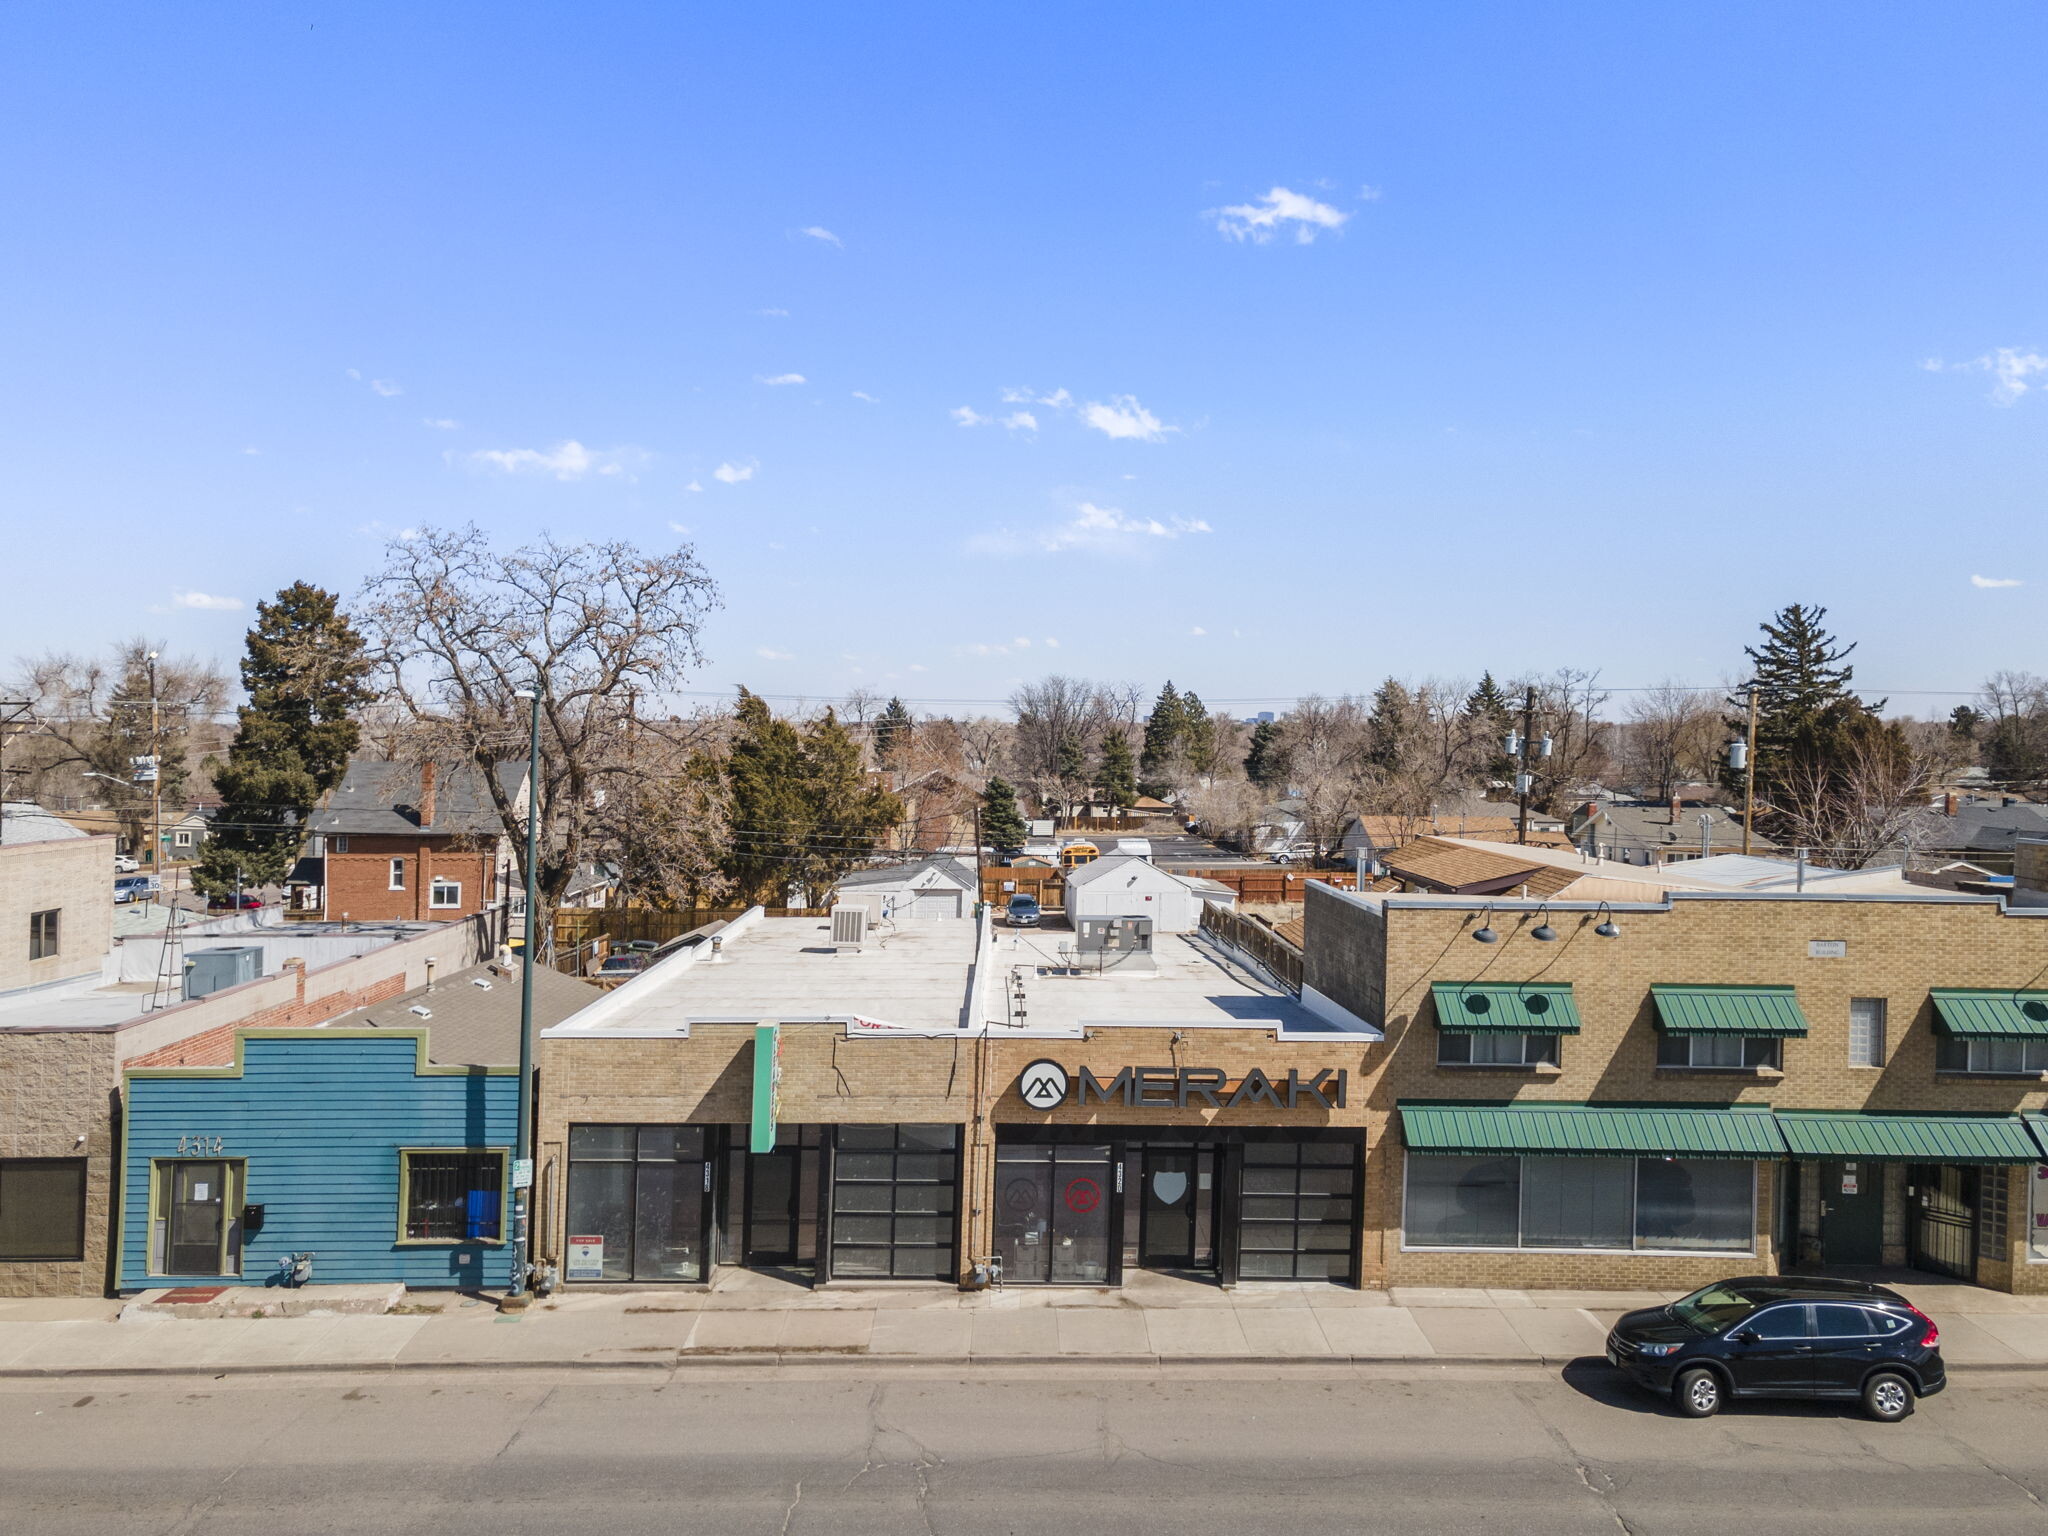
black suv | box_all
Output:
[1606,1275,1944,1421]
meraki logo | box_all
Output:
[1018,1059,1070,1110]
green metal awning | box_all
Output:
[1930,989,2048,1039]
[1429,982,1583,1034]
[1400,1102,1787,1159]
[1651,984,1809,1036]
[1777,1111,2044,1164]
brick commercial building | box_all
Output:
[536,909,1379,1288]
[306,760,525,927]
[1,803,115,1001]
[1303,881,2048,1295]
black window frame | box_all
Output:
[28,909,59,962]
[0,1157,89,1263]
[399,1149,507,1244]
[828,1124,961,1281]
[1938,1036,2048,1075]
[1437,1031,1559,1067]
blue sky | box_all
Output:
[3,2,2043,713]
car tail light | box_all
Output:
[1908,1307,1939,1348]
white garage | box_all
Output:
[833,857,978,920]
[1062,855,1235,934]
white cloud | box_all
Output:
[1357,183,1383,201]
[907,663,928,673]
[1082,394,1173,442]
[1001,387,1072,409]
[684,479,704,493]
[757,647,795,661]
[1923,348,2048,405]
[669,522,692,535]
[757,373,806,386]
[241,446,260,456]
[1972,574,2024,588]
[972,501,1213,557]
[1210,185,1352,244]
[759,307,790,317]
[370,378,403,397]
[346,368,361,380]
[852,391,879,403]
[800,226,842,247]
[1044,637,1059,648]
[463,440,633,481]
[1039,388,1072,410]
[713,460,756,484]
[1012,637,1032,648]
[357,520,422,541]
[1190,625,1207,636]
[422,418,460,431]
[951,406,992,427]
[173,590,244,611]
[1001,411,1038,432]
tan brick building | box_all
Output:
[305,760,523,926]
[1304,881,2048,1295]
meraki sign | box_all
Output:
[1017,1059,1347,1112]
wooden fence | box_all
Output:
[1053,815,1148,833]
[552,904,831,962]
[1199,902,1304,992]
[1177,867,1356,904]
[980,867,1065,909]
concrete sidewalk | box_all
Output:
[7,1271,2048,1376]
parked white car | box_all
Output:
[112,854,139,873]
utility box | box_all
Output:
[1075,917,1152,955]
[182,945,264,1001]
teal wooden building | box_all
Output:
[119,1029,518,1292]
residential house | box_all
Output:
[1899,794,2048,875]
[307,760,526,926]
[1063,853,1236,932]
[1568,795,1773,866]
[118,959,596,1292]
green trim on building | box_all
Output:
[1429,982,1583,1034]
[1930,989,2048,1040]
[1777,1111,2044,1164]
[1399,1102,1788,1159]
[1650,984,1809,1037]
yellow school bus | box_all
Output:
[1059,841,1100,870]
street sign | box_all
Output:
[512,1158,534,1190]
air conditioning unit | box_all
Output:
[831,904,867,953]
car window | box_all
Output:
[1813,1304,1886,1337]
[1746,1304,1811,1340]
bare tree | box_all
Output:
[1773,727,1934,869]
[1518,668,1612,814]
[1620,682,1723,801]
[357,525,720,933]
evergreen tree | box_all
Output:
[1178,690,1218,775]
[1465,672,1517,783]
[979,776,1030,851]
[1948,704,1983,743]
[871,696,914,769]
[194,584,372,896]
[1139,681,1185,793]
[1724,604,1874,809]
[710,689,903,905]
[1244,719,1290,792]
[1365,679,1414,770]
[1096,730,1137,810]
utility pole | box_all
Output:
[506,685,543,1305]
[1513,686,1539,846]
[148,652,162,885]
[0,699,30,813]
[1741,685,1760,857]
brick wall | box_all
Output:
[0,1031,117,1297]
[0,836,115,997]
[123,962,409,1068]
[324,835,498,923]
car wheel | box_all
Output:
[1673,1367,1723,1418]
[1863,1372,1914,1423]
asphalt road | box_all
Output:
[4,1361,2047,1534]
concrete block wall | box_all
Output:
[0,1031,117,1296]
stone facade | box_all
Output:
[0,1031,117,1296]
[0,835,114,998]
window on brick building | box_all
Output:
[429,879,462,909]
[1405,1155,1754,1252]
[28,909,59,961]
[1656,1034,1781,1070]
[0,1159,88,1262]
[1437,1032,1558,1067]
[1939,1036,2048,1075]
[1849,998,1886,1067]
[331,835,348,853]
[388,858,406,890]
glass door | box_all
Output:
[994,1143,1112,1283]
[1911,1164,1976,1279]
[745,1147,800,1265]
[166,1161,228,1276]
[1140,1148,1197,1267]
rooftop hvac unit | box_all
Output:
[1076,917,1152,954]
[831,904,868,952]
[182,945,264,1001]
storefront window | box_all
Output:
[1404,1155,1754,1252]
[566,1125,709,1282]
[995,1143,1112,1283]
[830,1125,959,1280]
[2031,1166,2048,1262]
[1239,1139,1357,1280]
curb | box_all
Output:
[4,1351,2042,1380]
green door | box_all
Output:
[1818,1161,1884,1267]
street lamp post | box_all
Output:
[506,686,543,1303]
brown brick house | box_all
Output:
[306,760,525,926]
